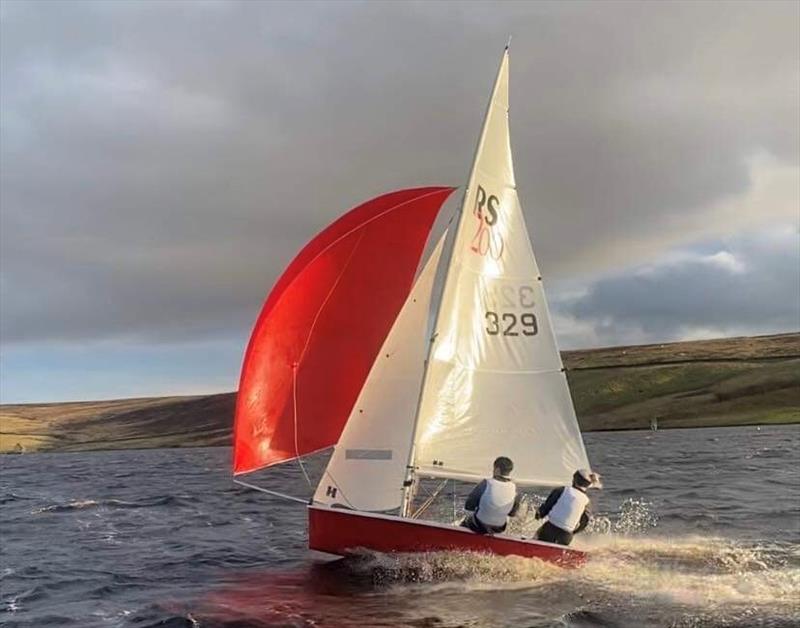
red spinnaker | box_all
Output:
[233,186,455,475]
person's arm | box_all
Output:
[535,487,564,519]
[574,509,590,534]
[508,491,522,517]
[464,480,487,512]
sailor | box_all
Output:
[461,456,521,534]
[534,468,601,546]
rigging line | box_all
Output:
[233,479,308,505]
[277,188,451,294]
[416,478,437,499]
[452,479,457,523]
[412,480,447,519]
[292,363,313,488]
[296,229,366,366]
[233,189,450,464]
[291,229,366,488]
[399,50,507,516]
[411,479,448,519]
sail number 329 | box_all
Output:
[483,284,538,337]
[485,311,538,336]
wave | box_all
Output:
[30,495,188,514]
[0,491,36,505]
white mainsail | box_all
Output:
[411,48,590,487]
[313,234,447,512]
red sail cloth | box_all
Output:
[233,187,455,475]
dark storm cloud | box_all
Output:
[1,1,798,346]
[559,227,800,344]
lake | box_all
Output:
[1,425,798,627]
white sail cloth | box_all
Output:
[313,235,447,511]
[314,48,591,514]
[412,50,590,487]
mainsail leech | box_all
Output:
[408,48,590,489]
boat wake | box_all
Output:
[333,503,799,625]
[174,530,799,628]
[335,540,799,627]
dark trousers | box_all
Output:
[460,512,506,535]
[536,521,574,546]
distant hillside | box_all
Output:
[0,394,234,453]
[2,333,798,453]
[562,333,799,431]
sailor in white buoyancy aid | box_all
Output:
[461,456,522,534]
[535,468,601,546]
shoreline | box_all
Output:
[3,332,798,454]
[2,422,796,458]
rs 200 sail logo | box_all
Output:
[470,185,504,260]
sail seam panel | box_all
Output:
[447,260,541,282]
[429,362,565,375]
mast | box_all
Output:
[400,46,511,517]
[312,233,449,513]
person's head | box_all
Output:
[572,468,601,490]
[493,456,514,479]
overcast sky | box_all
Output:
[1,0,798,403]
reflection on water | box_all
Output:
[1,425,798,627]
[191,532,800,628]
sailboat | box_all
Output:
[233,47,593,568]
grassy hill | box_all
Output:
[1,333,798,453]
[563,334,799,431]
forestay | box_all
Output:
[412,50,590,487]
[314,234,446,511]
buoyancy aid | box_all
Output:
[547,486,589,532]
[477,478,517,527]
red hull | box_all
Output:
[308,505,586,568]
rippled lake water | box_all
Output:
[1,425,798,627]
